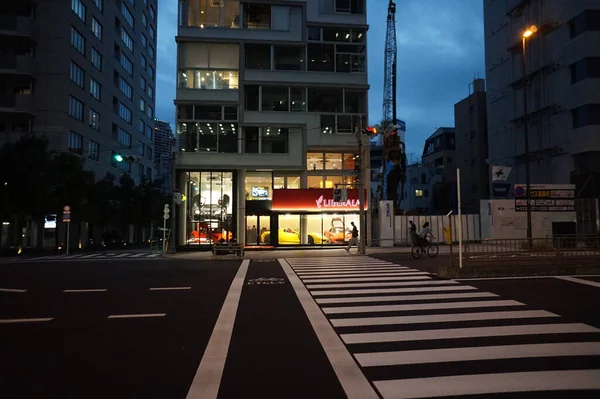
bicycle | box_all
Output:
[411,235,439,259]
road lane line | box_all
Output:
[312,284,471,296]
[331,310,559,327]
[186,259,249,399]
[374,370,600,398]
[317,291,498,304]
[556,276,600,288]
[149,287,191,291]
[323,299,525,315]
[63,289,107,293]
[357,342,600,367]
[107,313,166,319]
[342,323,600,344]
[0,288,27,293]
[0,318,54,324]
[279,259,379,399]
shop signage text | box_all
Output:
[316,195,360,209]
[272,189,367,212]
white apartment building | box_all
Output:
[174,0,369,249]
[483,0,600,197]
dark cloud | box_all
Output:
[155,0,485,157]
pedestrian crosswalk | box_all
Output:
[286,256,600,398]
[30,252,163,261]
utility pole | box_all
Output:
[356,128,367,255]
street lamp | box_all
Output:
[521,24,537,242]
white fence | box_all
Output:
[389,214,481,246]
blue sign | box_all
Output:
[493,183,511,198]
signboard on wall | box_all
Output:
[514,184,576,212]
[272,189,367,212]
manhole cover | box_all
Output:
[247,277,286,285]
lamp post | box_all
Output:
[521,25,537,242]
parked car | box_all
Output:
[260,228,326,245]
[324,218,352,244]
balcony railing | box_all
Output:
[0,93,34,114]
[0,55,36,75]
[0,16,37,38]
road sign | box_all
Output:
[63,214,71,223]
[63,205,71,213]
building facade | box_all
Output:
[421,127,456,213]
[153,118,174,192]
[174,0,369,248]
[483,0,600,198]
[401,162,442,214]
[0,0,158,184]
[454,78,489,213]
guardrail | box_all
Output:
[462,235,600,261]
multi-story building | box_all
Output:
[0,0,158,184]
[402,161,442,214]
[174,0,369,249]
[483,0,600,198]
[421,127,456,213]
[454,78,489,213]
[153,118,174,192]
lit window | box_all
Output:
[415,189,424,197]
[92,18,102,41]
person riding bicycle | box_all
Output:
[411,222,433,247]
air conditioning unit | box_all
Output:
[210,0,224,6]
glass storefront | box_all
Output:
[184,171,234,246]
[275,213,359,246]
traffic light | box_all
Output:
[362,126,377,136]
[113,154,139,163]
[163,204,170,220]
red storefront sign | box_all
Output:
[272,189,367,212]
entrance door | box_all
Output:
[258,216,271,245]
[246,216,258,245]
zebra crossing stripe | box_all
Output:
[311,284,470,297]
[316,291,498,304]
[356,341,600,367]
[303,274,432,283]
[300,273,430,280]
[295,267,413,273]
[341,323,600,345]
[79,254,101,258]
[373,369,600,399]
[323,299,524,315]
[331,309,559,328]
[306,280,444,289]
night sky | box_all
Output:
[155,0,485,160]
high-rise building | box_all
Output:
[153,118,174,192]
[174,0,369,249]
[483,0,600,198]
[454,78,488,213]
[0,0,158,184]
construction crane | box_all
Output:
[380,0,406,210]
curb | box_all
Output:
[437,264,600,279]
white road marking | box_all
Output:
[0,317,54,324]
[63,289,107,293]
[279,259,379,399]
[295,267,413,273]
[304,275,432,283]
[114,253,131,258]
[307,280,450,289]
[312,284,472,296]
[297,269,423,276]
[556,276,600,288]
[186,259,249,399]
[108,313,166,319]
[300,272,429,279]
[317,291,498,304]
[323,299,524,315]
[357,342,600,367]
[456,274,600,281]
[149,287,191,291]
[374,370,600,399]
[131,253,146,257]
[147,253,161,258]
[0,288,27,293]
[331,310,559,327]
[79,254,101,259]
[342,323,600,344]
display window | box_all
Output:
[275,214,359,246]
[245,215,270,245]
[245,172,272,200]
[185,171,234,245]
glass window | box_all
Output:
[121,3,134,27]
[307,176,323,188]
[138,119,144,133]
[218,122,238,153]
[89,109,100,130]
[289,87,306,112]
[245,172,272,200]
[139,97,145,112]
[88,140,99,161]
[261,127,288,153]
[244,4,271,29]
[141,34,147,48]
[308,88,343,112]
[343,153,357,170]
[119,103,132,123]
[92,18,102,41]
[320,114,335,134]
[194,105,222,120]
[261,86,288,111]
[244,127,259,153]
[146,105,153,119]
[181,0,240,28]
[286,176,301,189]
[118,128,131,147]
[141,55,147,71]
[324,153,343,170]
[224,106,238,120]
[323,175,343,188]
[323,27,351,41]
[245,44,271,69]
[245,85,259,110]
[68,131,83,154]
[149,45,155,60]
[191,70,239,90]
[93,0,103,12]
[140,76,146,91]
[71,27,85,54]
[146,125,152,139]
[308,26,321,41]
[119,77,132,99]
[69,96,84,121]
[147,85,154,99]
[277,215,300,245]
[121,28,134,52]
[148,66,154,78]
[274,46,305,71]
[71,0,86,22]
[137,140,145,155]
[344,90,366,113]
[142,13,147,27]
[89,78,101,100]
[177,122,195,151]
[273,176,285,189]
[184,172,234,246]
[307,152,324,170]
[91,47,102,70]
[70,62,85,87]
[150,5,156,21]
[307,44,334,72]
[149,26,155,40]
[120,54,133,75]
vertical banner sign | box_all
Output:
[63,205,71,255]
[378,200,394,247]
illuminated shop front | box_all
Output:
[265,189,366,246]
